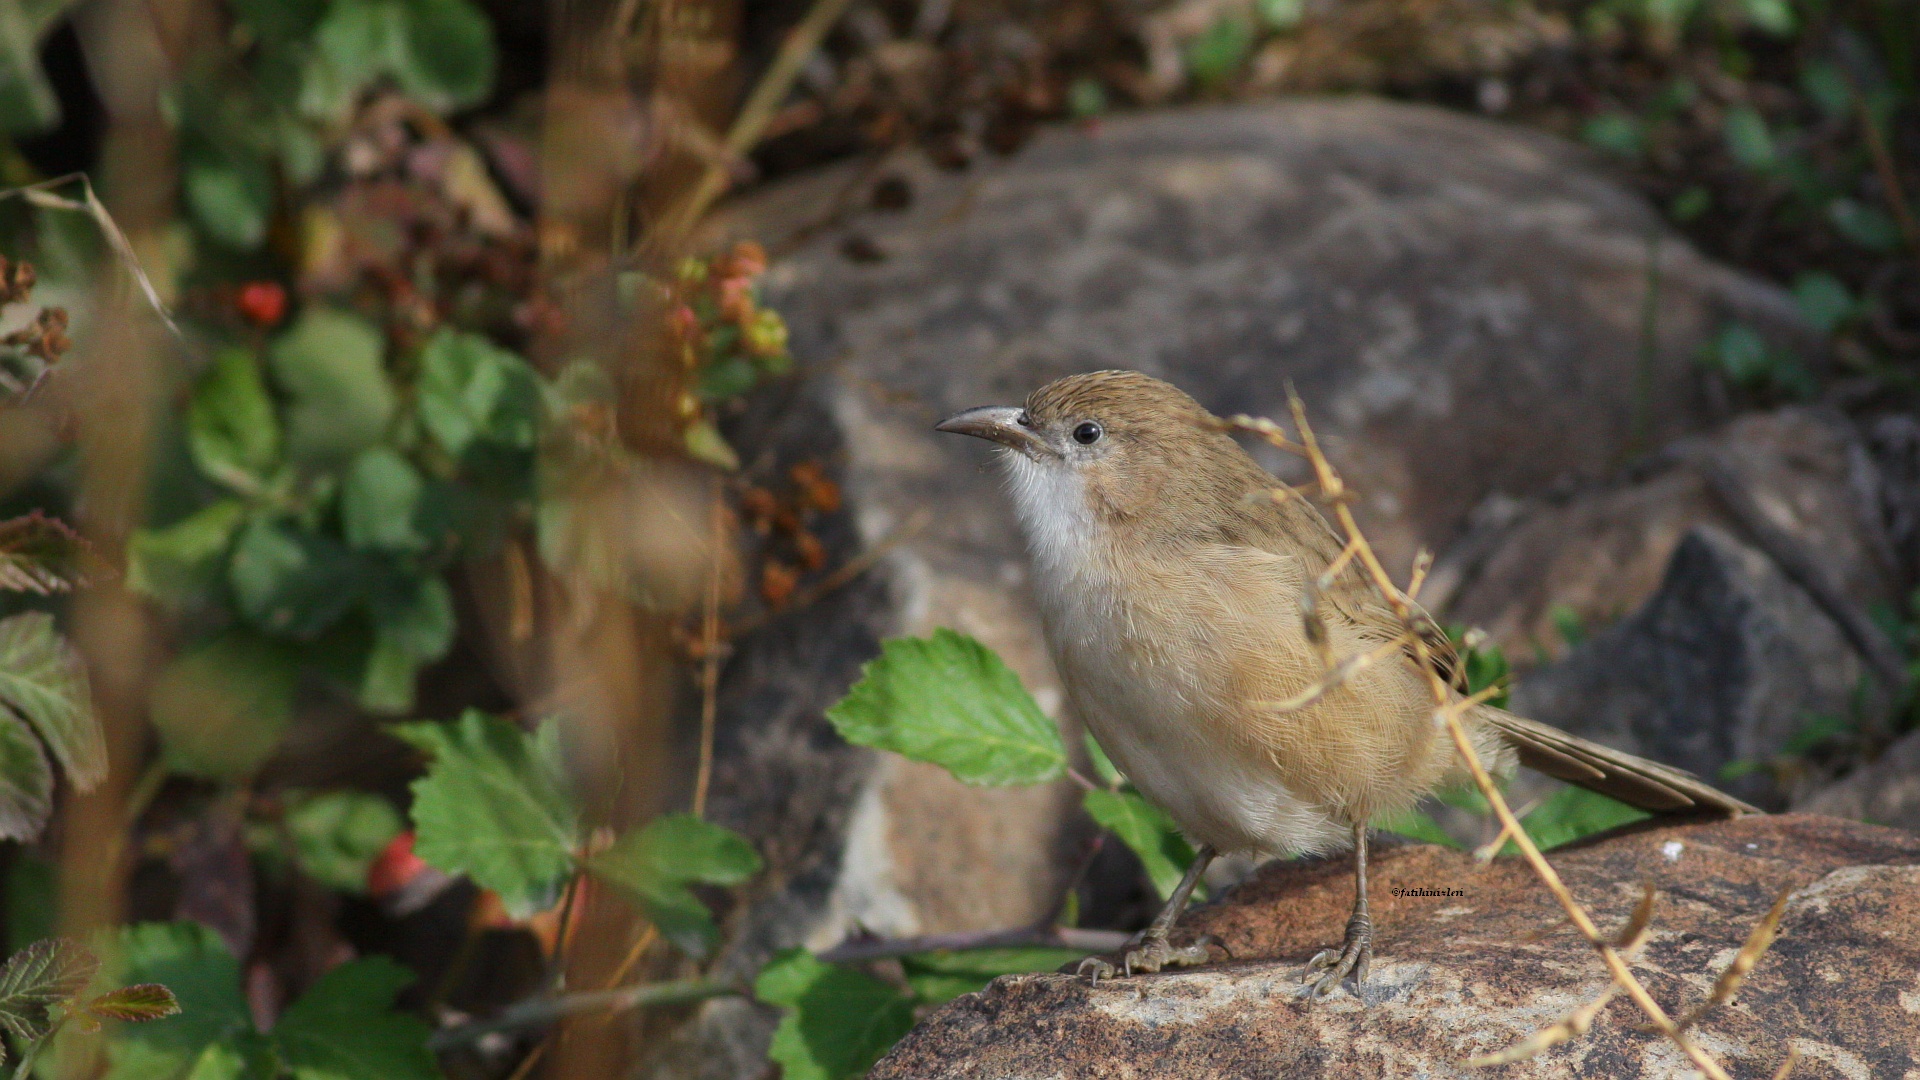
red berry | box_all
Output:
[237,281,287,328]
[367,831,428,897]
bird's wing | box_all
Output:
[1478,708,1762,816]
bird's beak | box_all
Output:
[935,405,1051,461]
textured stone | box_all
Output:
[873,815,1920,1079]
[1431,407,1902,663]
[1800,729,1920,834]
[1509,526,1863,809]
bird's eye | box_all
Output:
[1072,421,1103,445]
[1016,412,1031,427]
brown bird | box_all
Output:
[937,370,1758,996]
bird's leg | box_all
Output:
[1078,844,1217,983]
[1303,822,1373,998]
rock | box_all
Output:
[1430,407,1903,664]
[1509,526,1864,809]
[873,814,1920,1079]
[1799,729,1920,834]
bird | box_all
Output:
[936,369,1759,997]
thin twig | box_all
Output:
[816,926,1129,965]
[428,978,741,1051]
[1672,884,1793,1032]
[693,481,726,819]
[656,0,860,238]
[1849,82,1920,253]
[1,174,182,340]
[724,510,927,639]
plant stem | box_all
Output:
[427,978,741,1051]
[816,925,1129,965]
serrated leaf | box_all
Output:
[282,791,405,893]
[391,0,494,112]
[0,708,51,841]
[85,984,181,1023]
[228,516,364,638]
[342,448,428,553]
[149,631,300,781]
[826,630,1066,787]
[899,948,1085,1006]
[0,611,103,790]
[0,938,99,1046]
[395,711,578,917]
[587,814,761,957]
[269,308,397,465]
[1082,788,1200,903]
[102,923,251,1079]
[184,161,271,251]
[755,949,916,1080]
[0,511,89,595]
[271,956,435,1080]
[128,500,248,609]
[189,348,281,492]
[415,329,540,459]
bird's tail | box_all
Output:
[1477,708,1762,817]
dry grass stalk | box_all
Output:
[1225,387,1747,1080]
[1614,883,1657,957]
[1672,883,1794,1032]
[1467,984,1620,1067]
[1770,1046,1801,1080]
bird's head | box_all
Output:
[936,370,1270,548]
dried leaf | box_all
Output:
[84,983,181,1023]
[1468,984,1618,1067]
[1614,884,1657,957]
[1675,884,1794,1031]
[0,511,90,594]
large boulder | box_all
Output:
[873,814,1920,1078]
[664,99,1821,1075]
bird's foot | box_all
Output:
[1300,914,1372,999]
[1078,932,1215,984]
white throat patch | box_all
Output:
[1000,452,1100,585]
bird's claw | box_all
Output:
[1299,919,1372,999]
[1080,933,1215,984]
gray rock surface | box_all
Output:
[1510,525,1863,808]
[1430,407,1902,663]
[872,815,1920,1079]
[661,99,1826,1075]
[1800,728,1920,833]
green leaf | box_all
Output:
[1083,732,1123,787]
[1669,186,1711,223]
[391,0,494,112]
[899,948,1084,1006]
[755,949,916,1080]
[1376,807,1463,849]
[0,611,103,790]
[0,709,51,842]
[128,500,249,609]
[1793,272,1855,336]
[825,630,1066,787]
[149,631,300,781]
[1828,198,1902,253]
[1082,788,1200,903]
[342,448,427,554]
[184,161,271,251]
[0,0,80,135]
[1798,60,1853,121]
[395,711,578,917]
[0,938,99,1048]
[271,957,435,1080]
[1737,0,1793,34]
[415,329,540,459]
[358,575,455,714]
[85,984,181,1024]
[302,0,394,121]
[228,516,364,637]
[5,852,54,954]
[1704,322,1772,387]
[1255,0,1303,30]
[282,791,405,893]
[1183,16,1253,87]
[269,308,397,465]
[1581,112,1643,158]
[682,418,740,471]
[1518,786,1648,851]
[189,348,281,492]
[103,923,252,1079]
[586,814,762,957]
[1722,105,1775,171]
